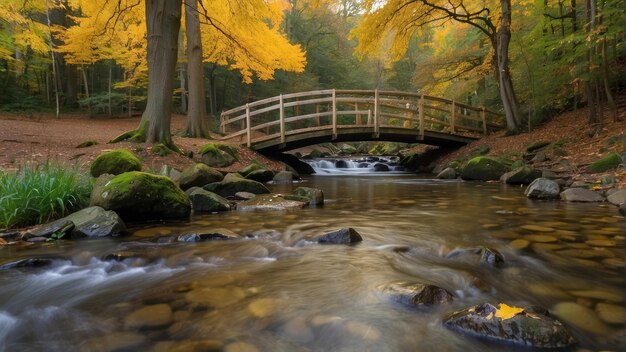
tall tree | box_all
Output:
[184,0,209,138]
[353,0,523,131]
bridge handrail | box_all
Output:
[219,89,506,147]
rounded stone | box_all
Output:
[552,302,610,336]
[509,239,530,250]
[525,235,559,243]
[585,239,616,247]
[185,287,246,308]
[521,225,555,232]
[125,304,173,329]
[83,332,146,352]
[224,342,261,352]
[248,298,280,318]
[569,290,624,303]
[595,303,626,324]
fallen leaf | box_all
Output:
[495,303,524,320]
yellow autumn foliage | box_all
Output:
[495,303,524,320]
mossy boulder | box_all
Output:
[500,166,542,185]
[90,149,142,177]
[239,162,264,177]
[199,143,239,168]
[526,141,550,153]
[151,143,173,157]
[237,194,306,211]
[203,173,270,198]
[189,188,230,212]
[588,153,622,173]
[178,163,224,190]
[90,171,191,221]
[246,169,274,183]
[291,186,324,206]
[461,156,509,181]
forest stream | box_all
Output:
[0,169,624,351]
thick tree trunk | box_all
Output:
[495,0,521,131]
[45,0,60,118]
[184,0,210,138]
[112,0,182,147]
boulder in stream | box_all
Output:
[524,178,560,199]
[178,163,224,190]
[246,169,274,183]
[177,229,238,242]
[500,166,541,185]
[204,173,270,198]
[291,187,324,206]
[378,281,453,307]
[237,194,306,211]
[436,167,457,179]
[317,228,362,244]
[560,188,605,202]
[443,303,576,348]
[189,188,230,212]
[22,218,74,240]
[62,206,126,238]
[460,156,509,181]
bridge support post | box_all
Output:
[481,107,488,135]
[245,103,251,147]
[279,94,285,143]
[332,89,337,139]
[373,88,379,137]
[450,100,456,133]
[418,94,424,140]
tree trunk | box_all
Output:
[81,65,91,116]
[495,0,521,131]
[112,0,182,147]
[108,61,113,117]
[184,0,210,138]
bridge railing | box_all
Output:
[219,89,505,147]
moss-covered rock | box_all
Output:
[239,162,264,177]
[246,169,274,183]
[203,173,270,198]
[588,153,622,173]
[189,188,230,212]
[526,141,550,153]
[151,143,173,157]
[460,156,509,181]
[199,143,239,168]
[237,194,306,211]
[500,166,542,185]
[90,171,191,221]
[178,163,223,190]
[291,186,324,206]
[90,149,142,177]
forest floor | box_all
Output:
[0,103,624,187]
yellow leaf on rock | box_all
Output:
[495,303,524,320]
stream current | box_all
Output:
[0,166,624,351]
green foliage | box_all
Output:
[78,92,127,115]
[90,149,142,177]
[0,163,92,230]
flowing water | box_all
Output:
[0,171,624,351]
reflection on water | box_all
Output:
[0,175,624,351]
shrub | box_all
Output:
[0,163,92,230]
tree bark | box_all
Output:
[495,0,521,131]
[45,0,60,118]
[112,0,182,147]
[184,0,210,138]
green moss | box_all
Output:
[76,140,98,148]
[239,161,265,177]
[199,143,239,168]
[588,153,622,173]
[152,143,173,157]
[526,141,550,153]
[90,149,142,177]
[461,156,510,181]
[199,143,238,158]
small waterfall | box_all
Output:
[303,156,408,175]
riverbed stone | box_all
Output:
[248,298,280,318]
[246,169,274,183]
[189,188,230,212]
[200,143,238,168]
[378,281,453,307]
[521,224,555,232]
[607,189,626,206]
[90,149,142,177]
[444,303,576,348]
[224,342,260,352]
[125,304,173,329]
[282,316,314,343]
[595,303,626,324]
[373,163,389,172]
[525,235,559,243]
[238,162,264,177]
[237,194,306,211]
[292,187,324,206]
[62,206,126,238]
[552,302,610,336]
[90,172,191,221]
[524,178,560,199]
[185,286,246,308]
[22,218,74,240]
[178,163,224,190]
[317,227,363,244]
[500,166,542,185]
[560,188,605,202]
[234,192,255,200]
[0,257,66,270]
[436,167,457,179]
[83,332,146,352]
[461,156,509,181]
[344,321,382,341]
[480,247,504,267]
[203,173,270,198]
[166,340,224,352]
[177,229,238,242]
[509,239,530,250]
[273,171,294,183]
[569,290,624,302]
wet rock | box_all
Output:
[83,332,146,352]
[620,203,626,217]
[189,188,230,212]
[90,172,191,221]
[63,206,126,238]
[0,257,65,270]
[461,156,509,181]
[178,163,224,190]
[568,290,624,303]
[509,239,530,250]
[22,218,74,240]
[560,188,605,202]
[185,286,246,308]
[378,281,453,307]
[177,229,238,242]
[125,304,173,329]
[238,162,265,177]
[436,167,457,179]
[291,186,324,206]
[607,189,626,206]
[248,298,280,318]
[344,321,381,341]
[335,160,349,168]
[102,251,147,262]
[237,194,306,211]
[234,192,256,200]
[317,228,363,244]
[282,316,314,343]
[90,149,142,178]
[272,171,294,183]
[520,224,555,232]
[500,166,541,185]
[373,163,389,172]
[552,302,610,336]
[525,235,558,243]
[444,302,576,348]
[357,162,369,168]
[480,247,504,267]
[246,169,274,183]
[203,173,270,198]
[224,342,260,352]
[595,303,626,324]
[166,340,224,352]
[524,178,560,199]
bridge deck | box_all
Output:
[219,89,505,152]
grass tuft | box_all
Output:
[0,163,92,230]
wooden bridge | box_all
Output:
[219,89,505,153]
